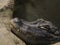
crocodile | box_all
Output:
[11,18,60,45]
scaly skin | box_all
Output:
[11,18,60,45]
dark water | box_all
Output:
[13,0,60,28]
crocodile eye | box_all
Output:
[45,25,50,30]
[38,25,50,30]
[38,26,46,29]
[40,26,46,29]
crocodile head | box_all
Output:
[11,18,60,45]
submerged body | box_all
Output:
[11,18,60,45]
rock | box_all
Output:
[0,0,25,45]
